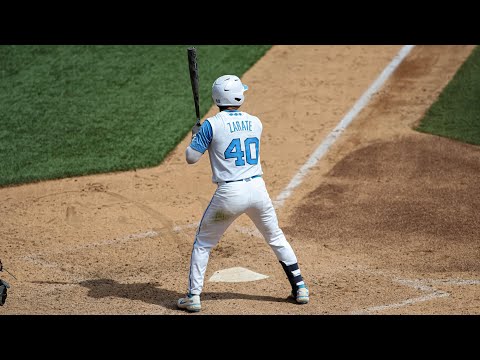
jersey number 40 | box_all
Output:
[224,137,259,166]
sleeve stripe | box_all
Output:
[190,119,213,154]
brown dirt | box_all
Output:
[1,45,478,315]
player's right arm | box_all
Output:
[185,120,213,164]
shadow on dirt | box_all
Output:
[73,279,288,310]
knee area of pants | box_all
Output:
[267,233,287,245]
[193,240,215,250]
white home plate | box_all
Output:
[208,267,269,283]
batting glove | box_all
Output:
[191,122,201,140]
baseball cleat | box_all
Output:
[292,286,309,304]
[177,293,201,312]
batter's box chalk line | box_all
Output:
[20,223,262,271]
[349,272,480,314]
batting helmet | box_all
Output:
[211,75,249,107]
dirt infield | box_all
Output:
[1,45,478,314]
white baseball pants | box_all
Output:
[187,176,298,295]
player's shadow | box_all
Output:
[77,278,289,310]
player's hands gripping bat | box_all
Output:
[187,47,201,140]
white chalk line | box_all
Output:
[427,279,480,286]
[21,228,176,283]
[26,223,258,256]
[21,223,263,271]
[22,230,159,263]
[273,45,415,208]
[350,275,480,315]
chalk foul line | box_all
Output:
[273,45,415,208]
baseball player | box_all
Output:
[177,75,309,312]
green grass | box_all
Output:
[416,45,480,145]
[0,45,271,187]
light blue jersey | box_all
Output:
[190,110,263,183]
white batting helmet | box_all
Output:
[211,75,249,107]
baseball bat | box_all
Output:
[187,47,201,127]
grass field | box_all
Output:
[2,45,478,188]
[416,45,480,145]
[0,45,271,187]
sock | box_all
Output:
[279,261,305,293]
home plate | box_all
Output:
[208,267,269,283]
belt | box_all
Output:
[219,175,262,184]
